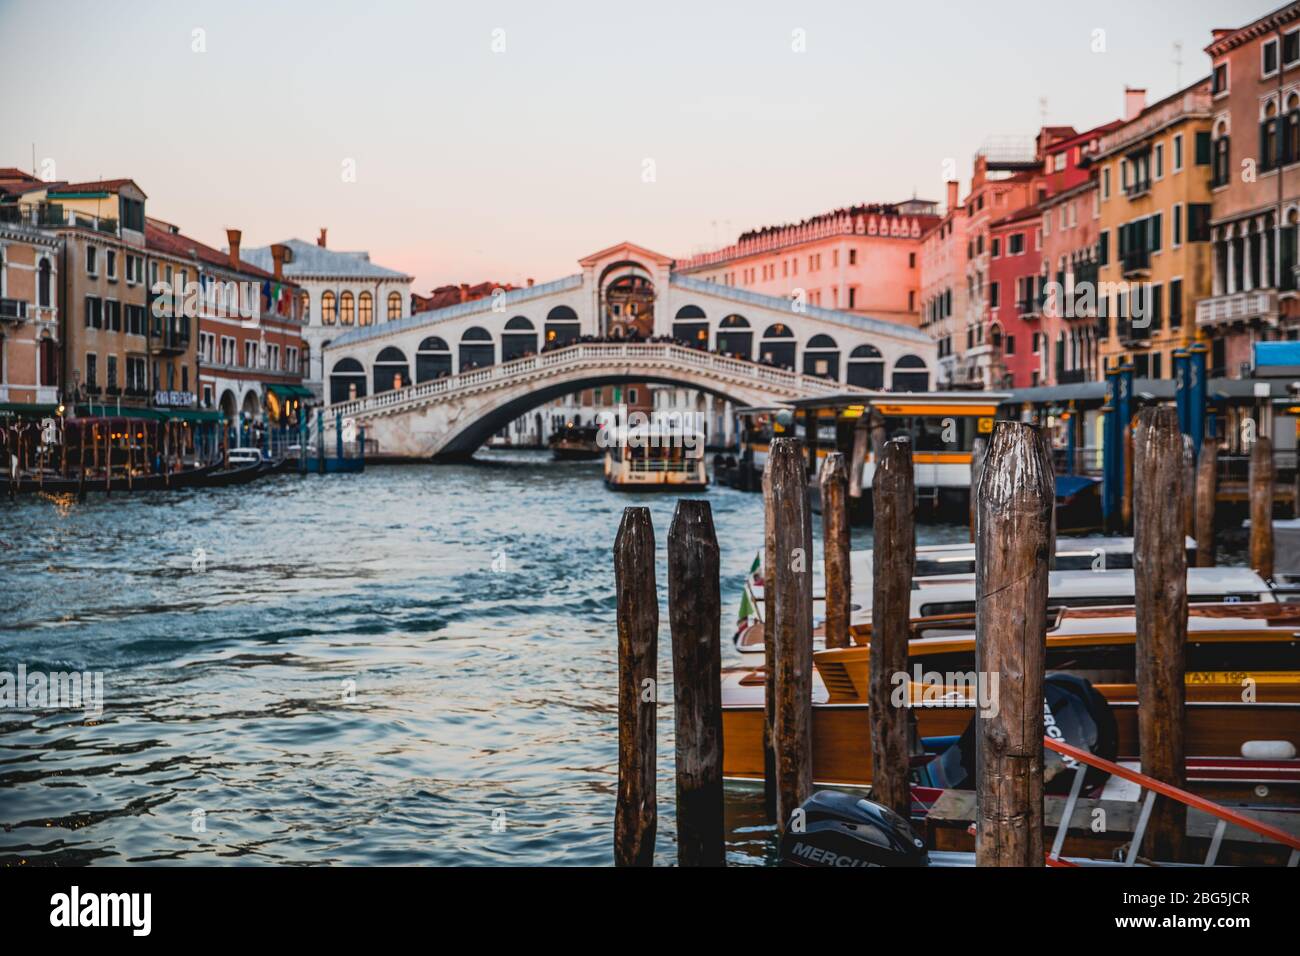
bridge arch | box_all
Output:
[716,314,752,360]
[847,343,884,388]
[374,346,409,393]
[892,353,930,391]
[460,326,494,371]
[330,357,367,403]
[802,334,839,380]
[545,306,580,348]
[673,305,709,349]
[502,316,538,361]
[759,322,796,371]
[416,336,451,382]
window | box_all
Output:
[1154,142,1164,179]
[1009,233,1025,255]
[1172,203,1183,247]
[322,291,337,325]
[106,355,118,390]
[1211,130,1230,187]
[1102,167,1111,200]
[1173,133,1184,172]
[127,356,147,392]
[848,249,857,265]
[105,299,121,331]
[220,335,236,365]
[1262,102,1282,171]
[340,291,354,325]
[990,281,1000,308]
[127,303,146,336]
[245,341,257,368]
[1264,37,1279,77]
[120,197,145,232]
[106,249,117,280]
[85,245,98,275]
[1150,212,1162,252]
[38,258,52,307]
[1170,278,1183,329]
[1212,62,1228,95]
[1197,130,1214,166]
[85,353,97,388]
[387,291,402,320]
[992,237,1001,258]
[84,295,102,329]
[1006,334,1016,355]
[1099,230,1110,266]
[358,291,373,326]
[1187,204,1212,242]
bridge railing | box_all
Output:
[324,341,854,418]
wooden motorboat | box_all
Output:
[722,603,1300,801]
[10,460,230,495]
[603,422,708,492]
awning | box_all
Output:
[267,384,314,400]
[165,409,226,424]
[70,404,169,421]
[0,402,59,419]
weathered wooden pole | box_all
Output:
[761,456,777,820]
[848,415,869,500]
[1121,422,1134,532]
[1250,435,1275,581]
[104,420,111,495]
[1182,434,1196,541]
[614,506,657,867]
[870,437,915,821]
[126,423,135,491]
[969,436,987,543]
[769,437,814,832]
[668,499,724,867]
[975,421,1053,867]
[1133,406,1188,862]
[1194,439,1217,567]
[819,451,851,650]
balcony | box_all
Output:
[0,297,28,323]
[0,202,65,228]
[1196,289,1280,329]
[1124,178,1152,199]
[1017,297,1042,319]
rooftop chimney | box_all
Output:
[318,228,328,248]
[946,180,960,214]
[1124,87,1147,122]
[226,228,242,270]
[270,243,289,281]
[459,283,469,303]
[527,277,534,288]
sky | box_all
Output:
[0,0,1271,293]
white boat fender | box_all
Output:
[1240,740,1298,760]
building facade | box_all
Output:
[1039,178,1105,386]
[987,203,1044,388]
[919,182,969,387]
[243,231,413,402]
[1094,80,1215,379]
[676,200,940,325]
[0,211,60,406]
[1199,2,1300,378]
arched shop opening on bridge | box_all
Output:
[716,314,752,359]
[892,354,930,391]
[759,323,796,370]
[460,327,494,371]
[672,305,709,349]
[502,316,538,361]
[848,344,885,388]
[373,346,409,393]
[417,337,452,382]
[545,306,580,348]
[330,357,367,403]
[802,334,840,380]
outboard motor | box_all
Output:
[778,791,929,867]
[917,673,1119,793]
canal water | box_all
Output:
[0,453,965,865]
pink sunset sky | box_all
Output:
[0,0,1261,294]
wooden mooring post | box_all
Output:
[1133,406,1188,862]
[968,436,986,543]
[1250,435,1275,581]
[870,437,915,821]
[819,451,851,650]
[975,421,1052,867]
[769,437,813,831]
[613,506,657,867]
[761,457,777,820]
[1182,434,1196,541]
[1194,439,1217,567]
[667,499,724,867]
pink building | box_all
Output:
[988,204,1044,388]
[919,181,968,387]
[676,200,941,327]
[1039,178,1104,386]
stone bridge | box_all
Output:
[320,241,935,458]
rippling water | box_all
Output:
[0,451,968,866]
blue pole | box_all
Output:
[1188,342,1208,452]
[1102,367,1119,528]
[317,410,324,473]
[336,412,344,462]
[1117,362,1134,532]
[1173,349,1190,439]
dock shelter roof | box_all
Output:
[1004,380,1175,409]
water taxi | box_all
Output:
[603,422,707,492]
[548,423,604,461]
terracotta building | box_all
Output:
[1199,1,1300,378]
[0,174,61,407]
